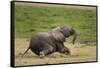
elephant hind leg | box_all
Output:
[39,51,45,58]
[39,45,53,58]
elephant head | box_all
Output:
[51,26,77,44]
[60,26,77,44]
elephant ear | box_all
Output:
[51,28,65,42]
[51,31,65,42]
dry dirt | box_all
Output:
[15,38,97,66]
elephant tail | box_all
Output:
[22,46,30,57]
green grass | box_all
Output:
[15,2,97,43]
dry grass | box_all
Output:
[15,38,97,66]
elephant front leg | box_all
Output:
[63,47,70,55]
[56,42,65,52]
[56,42,70,55]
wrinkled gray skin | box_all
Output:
[22,26,77,58]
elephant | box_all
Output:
[22,26,77,58]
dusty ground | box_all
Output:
[15,38,97,66]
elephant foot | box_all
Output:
[39,51,45,58]
[64,52,70,55]
[64,50,71,55]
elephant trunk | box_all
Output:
[72,33,77,44]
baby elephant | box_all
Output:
[22,26,77,58]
